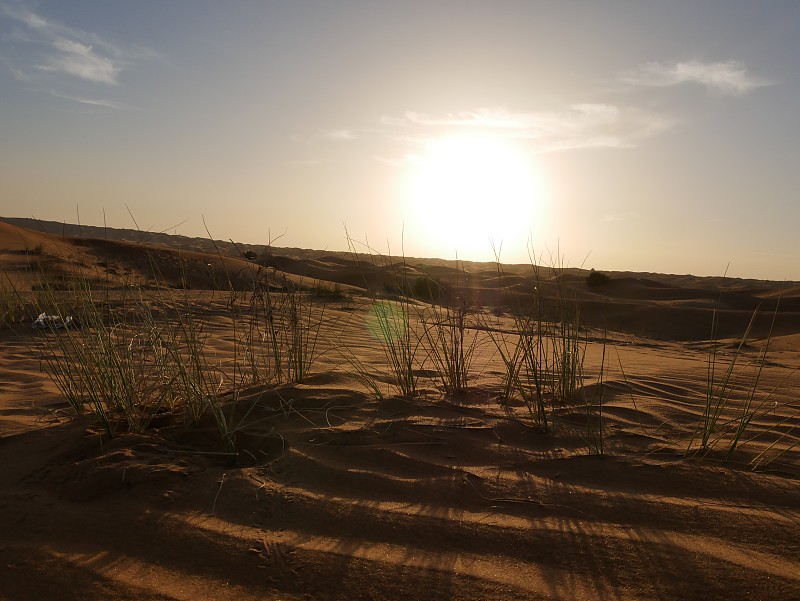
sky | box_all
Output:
[1,1,799,280]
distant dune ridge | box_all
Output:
[0,216,798,600]
[2,216,798,340]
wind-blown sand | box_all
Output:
[1,219,798,600]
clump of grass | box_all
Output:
[347,232,420,398]
[725,306,777,460]
[283,276,326,384]
[34,279,173,437]
[24,232,237,447]
[584,319,608,455]
[686,294,785,461]
[238,270,325,385]
[0,276,25,327]
[369,298,419,397]
[335,342,385,401]
[486,262,547,426]
[232,266,283,386]
[215,233,328,388]
[421,293,472,395]
[157,292,221,424]
[418,260,485,397]
[487,246,588,431]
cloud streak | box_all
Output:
[306,59,763,163]
[49,90,124,109]
[37,37,120,84]
[319,129,356,141]
[1,3,156,85]
[381,105,674,152]
[620,60,768,95]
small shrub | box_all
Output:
[586,269,611,287]
[412,275,451,304]
[314,280,344,299]
[0,279,23,327]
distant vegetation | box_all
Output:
[411,275,452,303]
[586,268,611,287]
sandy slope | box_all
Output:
[1,223,799,600]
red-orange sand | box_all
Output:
[1,220,798,600]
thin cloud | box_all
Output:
[290,129,358,145]
[382,105,673,152]
[383,109,529,129]
[320,129,356,141]
[1,2,156,85]
[620,60,768,95]
[38,38,120,83]
[49,90,124,109]
[1,55,29,80]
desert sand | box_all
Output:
[1,218,798,600]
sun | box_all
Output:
[403,134,542,260]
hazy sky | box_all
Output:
[1,1,798,280]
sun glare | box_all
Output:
[404,135,542,260]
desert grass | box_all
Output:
[32,282,171,437]
[235,271,325,385]
[750,405,800,469]
[368,298,419,397]
[27,232,333,451]
[685,295,799,465]
[414,259,491,397]
[3,229,797,470]
[0,275,24,327]
[485,246,590,433]
[586,320,608,455]
[13,244,243,445]
[346,233,421,398]
[420,295,475,395]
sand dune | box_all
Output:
[1,220,798,600]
